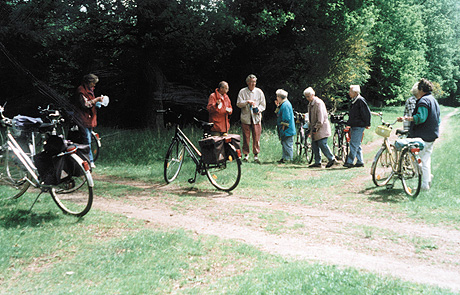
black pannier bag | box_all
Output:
[199,136,226,164]
[223,134,241,154]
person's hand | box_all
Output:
[366,126,371,129]
[247,100,255,106]
[226,107,232,113]
[396,117,404,122]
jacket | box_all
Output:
[76,84,97,128]
[347,95,371,127]
[277,99,296,139]
[207,89,233,133]
[308,96,331,141]
[236,87,266,125]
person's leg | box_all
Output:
[419,141,434,189]
[241,124,251,157]
[252,123,262,157]
[347,127,364,165]
[311,139,321,164]
[85,128,94,163]
[317,137,334,161]
[281,136,294,161]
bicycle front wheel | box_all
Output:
[164,139,186,183]
[205,148,241,192]
[304,133,313,164]
[400,148,421,198]
[0,147,31,199]
[371,145,394,187]
[50,154,93,217]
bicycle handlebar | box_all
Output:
[372,111,398,126]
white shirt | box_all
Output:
[236,87,266,124]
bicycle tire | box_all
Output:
[205,147,241,192]
[295,128,304,157]
[371,145,394,187]
[164,139,186,183]
[400,148,421,198]
[90,132,100,162]
[50,154,93,217]
[304,133,313,164]
[332,131,345,162]
[0,146,31,199]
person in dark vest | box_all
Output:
[398,78,440,190]
[76,73,103,168]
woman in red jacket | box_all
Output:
[207,81,233,136]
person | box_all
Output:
[236,74,266,163]
[397,78,440,190]
[274,89,296,163]
[304,87,337,168]
[344,85,371,168]
[403,82,419,131]
[207,81,232,136]
[75,73,103,168]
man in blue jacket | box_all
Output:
[275,89,296,163]
[344,85,371,168]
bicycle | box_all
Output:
[330,113,350,162]
[158,109,242,192]
[370,112,424,198]
[293,110,313,164]
[0,105,94,216]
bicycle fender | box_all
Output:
[70,153,94,187]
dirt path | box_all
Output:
[92,109,460,292]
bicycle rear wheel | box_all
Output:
[205,148,241,191]
[164,139,186,183]
[371,145,394,187]
[0,146,31,199]
[400,148,421,198]
[295,128,304,158]
[50,154,93,217]
[304,133,313,164]
[332,131,345,162]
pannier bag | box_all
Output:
[199,136,226,164]
[394,138,425,151]
[223,134,241,155]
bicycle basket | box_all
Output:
[330,114,344,123]
[375,125,392,137]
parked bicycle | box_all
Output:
[293,110,313,164]
[39,104,101,162]
[370,112,424,198]
[330,112,350,162]
[0,104,94,216]
[158,109,242,192]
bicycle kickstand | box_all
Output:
[188,169,198,184]
[28,189,46,214]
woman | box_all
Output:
[275,89,296,163]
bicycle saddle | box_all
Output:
[395,129,409,136]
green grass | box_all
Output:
[1,106,460,294]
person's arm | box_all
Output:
[207,93,219,113]
[224,95,233,114]
[257,90,266,113]
[236,90,249,108]
[412,106,428,125]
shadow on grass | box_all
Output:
[167,186,232,198]
[0,207,61,229]
[362,185,408,203]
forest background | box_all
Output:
[0,0,459,128]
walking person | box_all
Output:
[275,89,296,163]
[237,74,266,164]
[397,78,440,190]
[343,85,371,168]
[75,73,103,168]
[207,81,232,136]
[304,87,337,168]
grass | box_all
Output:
[1,106,460,294]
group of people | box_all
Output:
[207,75,440,191]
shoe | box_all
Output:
[277,159,285,164]
[326,159,337,168]
[421,185,430,191]
[90,162,96,169]
[343,163,354,168]
[254,156,261,164]
[354,163,364,167]
[243,155,249,162]
[309,163,322,168]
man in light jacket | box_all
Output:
[237,74,266,164]
[305,87,337,168]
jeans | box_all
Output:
[281,136,294,161]
[346,127,365,165]
[419,141,434,189]
[84,127,94,163]
[312,137,334,164]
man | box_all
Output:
[403,82,419,131]
[304,87,336,168]
[344,85,371,168]
[237,74,266,163]
[398,78,440,190]
[275,89,296,163]
[76,73,103,168]
[207,81,232,136]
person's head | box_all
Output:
[83,74,99,88]
[218,81,229,94]
[246,74,257,91]
[349,85,360,98]
[275,89,288,104]
[417,78,433,98]
[410,82,419,96]
[303,87,315,102]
